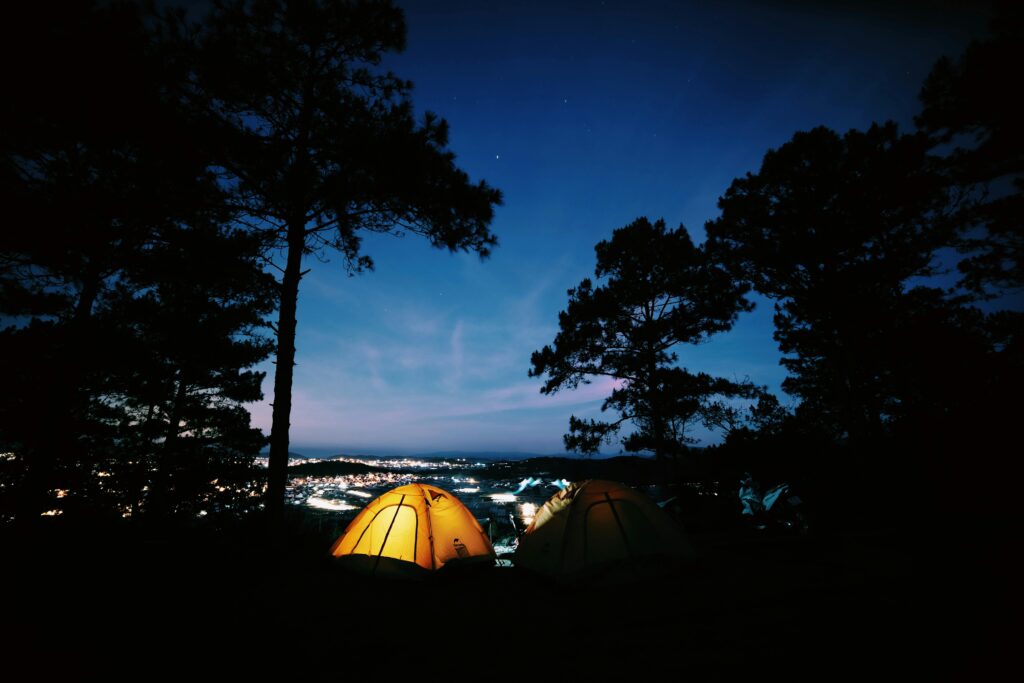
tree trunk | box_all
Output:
[266,220,305,525]
[148,376,187,519]
[16,267,101,524]
[648,353,665,462]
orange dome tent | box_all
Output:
[329,483,495,578]
[514,479,694,579]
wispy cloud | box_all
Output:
[248,179,783,453]
[446,320,465,391]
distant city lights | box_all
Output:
[280,456,566,526]
[256,454,489,471]
[520,502,537,527]
[489,493,517,503]
[307,496,359,511]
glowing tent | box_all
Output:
[329,483,496,578]
[513,479,694,579]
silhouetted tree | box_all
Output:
[163,0,502,521]
[911,6,1023,512]
[706,124,952,446]
[1,0,199,519]
[916,2,1023,294]
[530,218,757,462]
[0,2,275,523]
[104,222,275,520]
[744,392,791,436]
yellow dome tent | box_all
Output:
[329,483,495,578]
[514,479,694,579]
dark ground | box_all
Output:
[0,514,1016,679]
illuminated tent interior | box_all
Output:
[514,479,694,579]
[329,483,496,578]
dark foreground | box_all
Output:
[1,516,1014,678]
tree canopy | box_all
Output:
[916,2,1023,293]
[0,1,275,523]
[530,217,757,459]
[705,123,953,444]
[163,0,503,520]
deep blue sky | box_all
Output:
[249,0,992,456]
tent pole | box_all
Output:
[373,494,406,575]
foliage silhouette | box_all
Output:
[162,0,503,521]
[698,9,1024,518]
[706,123,953,445]
[0,2,275,523]
[916,2,1024,294]
[530,218,758,462]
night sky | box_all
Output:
[249,0,990,456]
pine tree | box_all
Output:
[530,218,757,461]
[163,0,502,520]
[705,124,952,444]
[0,1,276,522]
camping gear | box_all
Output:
[513,479,694,579]
[739,473,763,516]
[329,483,496,577]
[736,478,810,535]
